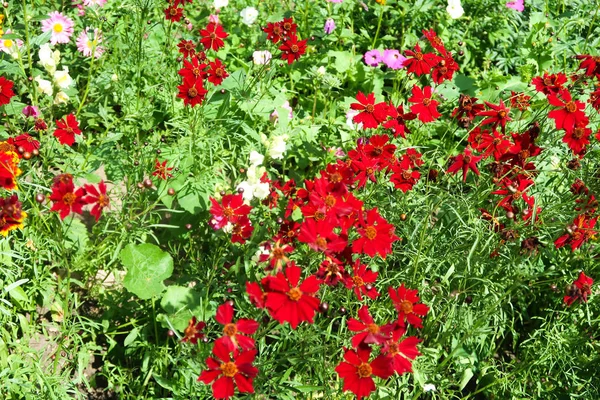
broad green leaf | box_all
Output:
[160,285,203,331]
[120,243,173,300]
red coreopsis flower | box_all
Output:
[554,214,597,252]
[82,181,109,222]
[315,257,347,286]
[198,341,258,400]
[215,302,259,352]
[589,86,600,111]
[532,72,567,95]
[177,76,208,107]
[510,91,531,111]
[181,317,206,344]
[352,208,399,259]
[348,305,393,348]
[431,54,459,84]
[152,159,174,180]
[344,259,379,300]
[575,54,600,77]
[280,18,298,37]
[492,175,534,209]
[408,85,440,123]
[389,284,430,329]
[263,22,284,43]
[0,194,26,236]
[547,89,588,134]
[207,59,229,86]
[179,56,208,81]
[350,92,389,129]
[279,34,307,64]
[54,114,82,146]
[564,271,594,306]
[563,123,592,156]
[477,99,511,133]
[335,346,394,400]
[363,134,396,166]
[452,94,485,128]
[230,216,254,244]
[259,240,293,272]
[447,148,483,182]
[164,5,183,22]
[0,151,21,190]
[422,28,447,54]
[50,180,87,220]
[381,327,421,375]
[34,118,48,131]
[8,133,40,154]
[0,76,15,106]
[297,217,347,253]
[480,130,511,160]
[177,39,196,58]
[262,263,322,329]
[402,148,424,169]
[383,102,416,138]
[246,281,266,309]
[209,193,252,230]
[200,23,228,51]
[403,44,441,76]
[390,157,421,193]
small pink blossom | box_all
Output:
[506,0,524,11]
[76,28,104,58]
[41,12,75,45]
[22,105,40,118]
[209,14,220,24]
[83,0,108,6]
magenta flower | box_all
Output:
[22,105,40,118]
[324,18,336,35]
[383,49,407,70]
[506,0,524,11]
[41,12,75,45]
[364,49,383,67]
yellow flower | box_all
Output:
[375,0,386,4]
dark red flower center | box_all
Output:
[366,167,374,175]
[498,110,507,118]
[365,104,374,113]
[184,42,194,51]
[398,300,414,314]
[192,67,202,77]
[169,8,178,16]
[330,172,343,183]
[220,362,238,377]
[463,155,471,164]
[565,101,577,113]
[572,127,585,139]
[414,52,423,61]
[314,210,326,221]
[283,22,292,31]
[422,98,431,106]
[326,263,339,274]
[402,170,412,180]
[290,44,299,53]
[357,362,372,378]
[272,247,285,259]
[97,194,109,208]
[66,127,74,135]
[371,147,382,156]
[223,323,237,337]
[543,77,553,86]
[188,87,198,98]
[215,68,224,77]
[364,226,377,240]
[62,192,76,206]
[210,33,217,40]
[287,287,302,301]
[352,276,364,287]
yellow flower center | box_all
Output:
[53,24,64,33]
[3,39,13,48]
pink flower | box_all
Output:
[22,105,40,118]
[506,0,524,11]
[42,12,75,45]
[382,49,406,70]
[83,0,108,6]
[364,49,383,67]
[76,28,104,58]
[209,14,220,24]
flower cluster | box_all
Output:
[263,17,307,64]
[49,173,109,221]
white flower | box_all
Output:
[53,67,73,89]
[345,109,363,130]
[423,384,437,392]
[253,181,270,200]
[268,135,288,160]
[447,0,464,18]
[240,7,259,26]
[111,73,118,82]
[249,151,264,166]
[222,222,234,234]
[251,245,269,264]
[214,0,228,9]
[54,91,69,105]
[38,43,60,73]
[317,66,326,76]
[35,76,53,96]
[252,50,272,65]
[236,181,255,202]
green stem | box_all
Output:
[76,54,97,118]
[371,5,385,48]
[583,5,599,53]
[21,0,37,104]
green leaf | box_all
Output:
[459,368,474,391]
[120,243,173,300]
[160,285,203,331]
[123,327,140,347]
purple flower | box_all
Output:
[324,18,336,35]
[363,49,383,67]
[22,105,40,118]
[506,0,524,11]
[382,49,407,70]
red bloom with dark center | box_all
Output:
[452,94,485,128]
[390,157,421,193]
[261,263,322,329]
[381,328,421,375]
[279,35,307,64]
[230,216,254,244]
[280,18,298,37]
[0,151,20,191]
[82,181,109,222]
[349,155,380,188]
[363,134,396,166]
[389,284,430,329]
[563,123,591,156]
[198,341,258,400]
[352,208,399,259]
[207,59,229,86]
[500,126,543,167]
[178,56,208,81]
[177,76,208,107]
[422,29,447,55]
[383,102,416,138]
[408,85,440,123]
[199,23,228,51]
[35,118,48,131]
[554,214,597,252]
[492,175,534,209]
[403,44,441,76]
[8,133,40,154]
[575,54,600,77]
[0,194,26,236]
[315,257,346,286]
[510,91,531,111]
[215,302,259,352]
[152,159,174,180]
[263,22,284,43]
[50,180,87,220]
[402,148,424,169]
[480,130,511,160]
[181,317,206,344]
[54,114,82,146]
[164,5,183,22]
[297,217,347,253]
[335,346,394,400]
[431,54,459,84]
[348,305,393,348]
[350,92,389,129]
[447,148,483,182]
[547,89,588,134]
[564,271,594,306]
[477,99,511,133]
[0,76,15,106]
[209,193,252,230]
[177,39,196,58]
[259,240,293,271]
[589,86,600,111]
[344,259,379,300]
[532,72,567,95]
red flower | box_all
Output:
[447,148,483,182]
[388,284,429,329]
[350,92,389,129]
[34,118,48,131]
[402,148,424,169]
[82,181,109,222]
[479,130,511,160]
[422,29,447,55]
[259,240,293,271]
[431,54,459,84]
[177,40,196,58]
[207,59,229,86]
[352,208,399,259]
[0,77,15,106]
[0,194,26,236]
[209,193,252,230]
[363,134,396,165]
[554,214,597,252]
[198,341,258,400]
[152,159,174,180]
[230,216,254,244]
[383,102,416,138]
[575,54,600,77]
[563,271,594,306]
[492,175,534,209]
[215,302,259,351]
[177,76,208,107]
[563,123,591,156]
[403,44,441,76]
[246,281,266,309]
[531,72,567,95]
[452,94,485,128]
[408,85,440,123]
[181,317,206,344]
[390,157,421,193]
[335,346,394,400]
[315,257,346,286]
[50,180,87,220]
[547,89,588,134]
[477,99,511,133]
[164,5,183,22]
[510,91,531,111]
[381,328,421,375]
[263,22,284,43]
[54,114,82,146]
[589,86,600,111]
[280,18,298,37]
[8,133,40,153]
[0,151,20,191]
[348,305,393,348]
[199,23,228,51]
[262,263,322,329]
[298,217,347,253]
[344,259,379,300]
[279,35,307,64]
[178,56,208,81]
